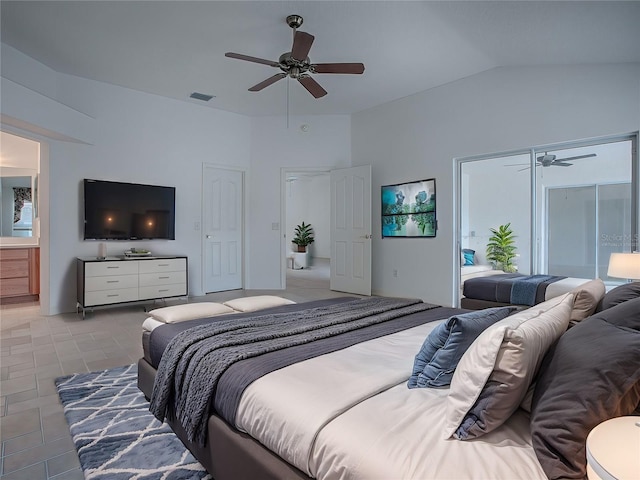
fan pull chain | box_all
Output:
[286,76,290,129]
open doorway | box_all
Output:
[0,131,41,305]
[282,168,331,290]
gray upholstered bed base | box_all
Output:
[460,297,527,310]
[137,358,311,480]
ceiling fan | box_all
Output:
[507,152,597,171]
[225,15,365,98]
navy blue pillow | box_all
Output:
[407,307,516,388]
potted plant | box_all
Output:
[292,222,315,253]
[486,223,517,272]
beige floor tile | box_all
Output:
[0,461,47,480]
[0,352,34,368]
[49,467,84,480]
[2,435,74,474]
[41,412,70,443]
[0,375,37,397]
[2,430,44,456]
[46,450,80,477]
[0,407,41,441]
[5,393,60,416]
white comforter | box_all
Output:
[235,319,547,480]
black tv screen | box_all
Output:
[83,179,176,240]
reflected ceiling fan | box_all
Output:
[225,15,365,98]
[507,152,597,171]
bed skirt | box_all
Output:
[137,358,311,480]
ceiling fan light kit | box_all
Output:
[225,15,365,99]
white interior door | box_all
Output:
[330,165,372,295]
[202,165,243,293]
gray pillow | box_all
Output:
[595,281,640,312]
[407,307,515,389]
[530,300,640,479]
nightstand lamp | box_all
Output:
[586,416,640,480]
[607,252,640,281]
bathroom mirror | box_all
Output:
[0,168,37,239]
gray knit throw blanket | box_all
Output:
[149,296,437,446]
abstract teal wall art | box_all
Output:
[382,178,436,237]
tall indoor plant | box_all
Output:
[486,223,517,272]
[292,222,315,252]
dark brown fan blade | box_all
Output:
[555,153,596,162]
[248,73,286,92]
[298,76,327,98]
[312,63,365,74]
[225,52,279,67]
[291,31,314,61]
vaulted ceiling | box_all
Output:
[2,1,639,116]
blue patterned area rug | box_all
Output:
[55,364,211,480]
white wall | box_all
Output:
[2,43,352,312]
[247,115,350,289]
[2,45,252,314]
[353,64,640,307]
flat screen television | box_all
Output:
[83,179,176,240]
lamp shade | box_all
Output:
[586,416,640,480]
[607,252,640,280]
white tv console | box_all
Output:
[76,255,187,317]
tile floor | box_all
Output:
[0,259,342,479]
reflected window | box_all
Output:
[13,201,33,237]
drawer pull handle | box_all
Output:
[107,266,120,269]
[107,280,119,284]
[107,294,119,298]
[159,289,169,293]
[159,276,170,279]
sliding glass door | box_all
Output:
[546,183,631,279]
[456,133,637,304]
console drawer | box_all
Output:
[86,261,139,277]
[139,283,186,300]
[85,288,139,306]
[139,271,186,287]
[85,274,139,292]
[139,258,185,274]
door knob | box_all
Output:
[206,235,213,239]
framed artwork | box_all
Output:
[382,178,436,237]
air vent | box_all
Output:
[189,92,214,102]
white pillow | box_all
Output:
[148,302,235,324]
[223,295,296,313]
[444,293,574,440]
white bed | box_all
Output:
[236,320,547,480]
[141,283,640,480]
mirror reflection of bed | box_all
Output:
[458,137,633,309]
